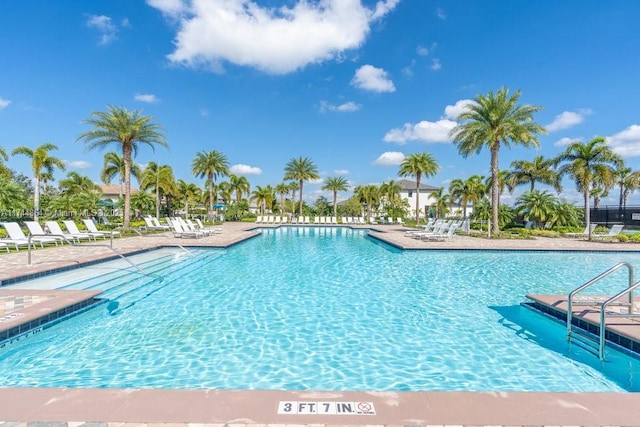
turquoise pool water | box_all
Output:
[2,226,640,392]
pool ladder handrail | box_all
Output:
[566,262,640,359]
[27,233,149,276]
[132,228,193,256]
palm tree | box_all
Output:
[229,174,251,203]
[176,179,201,217]
[141,162,176,219]
[77,106,167,229]
[615,165,640,211]
[449,175,485,218]
[398,152,440,223]
[515,190,557,228]
[430,187,450,219]
[322,176,349,218]
[12,142,66,221]
[191,150,230,221]
[450,87,546,233]
[59,171,101,194]
[507,155,561,193]
[251,185,274,216]
[283,156,320,216]
[275,182,291,216]
[354,184,380,220]
[556,137,622,239]
[100,151,142,199]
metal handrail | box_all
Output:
[132,228,193,256]
[27,233,148,275]
[566,262,634,359]
[599,279,640,359]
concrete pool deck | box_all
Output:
[1,221,640,426]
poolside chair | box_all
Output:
[150,217,171,231]
[281,216,289,224]
[45,220,93,243]
[25,221,68,245]
[358,217,365,224]
[274,216,281,224]
[331,217,337,224]
[419,221,461,241]
[169,219,203,239]
[304,216,310,224]
[1,222,46,250]
[83,219,121,238]
[64,220,102,240]
[195,218,222,234]
[255,215,263,224]
[565,223,597,239]
[4,221,63,247]
[0,241,9,252]
[396,217,405,226]
[592,224,624,241]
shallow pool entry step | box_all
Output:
[525,294,640,357]
[0,288,105,347]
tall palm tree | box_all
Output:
[77,106,167,228]
[450,87,546,233]
[141,162,176,219]
[100,151,141,198]
[217,181,233,205]
[556,136,622,239]
[228,174,250,203]
[398,151,440,223]
[283,156,320,216]
[507,155,561,193]
[515,190,557,227]
[379,180,402,205]
[12,142,66,221]
[449,175,486,218]
[191,150,230,221]
[322,176,349,218]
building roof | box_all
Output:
[100,184,138,196]
[397,179,439,191]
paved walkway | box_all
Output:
[1,222,640,426]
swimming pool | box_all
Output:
[2,226,640,392]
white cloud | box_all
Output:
[134,93,160,103]
[430,58,441,71]
[416,45,429,56]
[334,169,349,175]
[0,97,10,110]
[546,109,592,132]
[199,108,209,116]
[554,137,580,147]
[373,151,405,166]
[443,99,474,120]
[607,125,640,157]
[307,178,324,184]
[86,15,118,45]
[351,64,395,92]
[436,7,447,20]
[66,160,92,169]
[384,119,456,144]
[230,164,262,175]
[153,0,399,74]
[319,100,361,113]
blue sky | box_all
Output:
[2,1,640,206]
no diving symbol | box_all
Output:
[357,402,372,412]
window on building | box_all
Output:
[408,191,413,197]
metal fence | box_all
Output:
[590,205,640,229]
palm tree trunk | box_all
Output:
[208,179,214,221]
[333,191,337,218]
[490,145,500,233]
[415,177,421,224]
[298,180,304,217]
[33,175,40,221]
[585,189,591,240]
[123,147,132,229]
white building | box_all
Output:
[398,179,439,220]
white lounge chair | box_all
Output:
[255,215,263,224]
[83,219,121,238]
[592,224,624,241]
[63,220,101,240]
[25,221,67,245]
[1,222,47,250]
[396,217,405,226]
[304,216,310,224]
[0,241,9,252]
[195,218,222,233]
[45,220,93,243]
[169,219,203,238]
[565,223,597,239]
[419,221,461,241]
